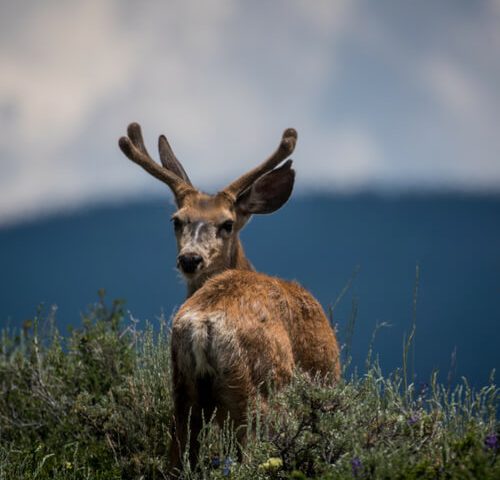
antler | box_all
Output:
[222,128,297,199]
[119,123,194,201]
[158,134,192,185]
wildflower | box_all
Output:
[222,456,233,477]
[418,382,429,396]
[407,413,420,425]
[485,433,499,451]
[259,457,283,471]
[211,456,220,468]
[64,461,73,470]
[351,457,362,477]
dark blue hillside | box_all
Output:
[0,194,499,387]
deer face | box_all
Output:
[119,123,297,287]
[172,193,237,278]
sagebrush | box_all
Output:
[0,295,498,479]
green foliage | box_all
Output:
[0,295,498,479]
[0,294,172,479]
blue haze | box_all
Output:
[0,194,499,388]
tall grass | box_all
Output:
[0,293,498,479]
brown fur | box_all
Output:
[170,270,340,469]
[118,123,340,474]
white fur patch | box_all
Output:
[193,222,204,242]
[176,310,228,376]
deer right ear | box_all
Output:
[236,160,295,215]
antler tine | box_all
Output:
[126,122,152,158]
[222,128,298,198]
[158,134,192,185]
[118,123,193,200]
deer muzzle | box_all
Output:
[177,253,204,274]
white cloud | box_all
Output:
[0,0,500,225]
[295,126,382,190]
[0,0,144,222]
[424,59,485,118]
[0,0,359,224]
[0,0,138,151]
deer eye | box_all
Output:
[172,217,182,231]
[219,220,234,234]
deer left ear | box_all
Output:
[236,160,295,215]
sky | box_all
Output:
[1,0,500,225]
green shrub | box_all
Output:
[0,295,498,479]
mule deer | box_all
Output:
[119,123,340,472]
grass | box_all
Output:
[0,292,498,479]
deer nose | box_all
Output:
[178,254,203,274]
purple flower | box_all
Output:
[418,382,429,396]
[223,456,233,476]
[485,433,499,451]
[407,413,420,426]
[351,457,362,477]
[211,456,221,468]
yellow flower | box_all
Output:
[259,457,283,471]
[65,461,73,470]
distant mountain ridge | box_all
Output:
[1,193,499,387]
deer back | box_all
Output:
[172,269,340,397]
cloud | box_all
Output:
[415,1,500,186]
[295,126,382,190]
[424,59,485,118]
[0,0,499,225]
[0,0,357,223]
[0,0,137,151]
[0,0,144,221]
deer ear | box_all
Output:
[236,160,295,215]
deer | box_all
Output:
[118,123,340,473]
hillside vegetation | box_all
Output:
[0,294,498,479]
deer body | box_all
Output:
[174,269,339,395]
[118,123,340,473]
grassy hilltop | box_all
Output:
[0,295,498,479]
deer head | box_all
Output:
[119,123,297,296]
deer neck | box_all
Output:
[186,237,253,298]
